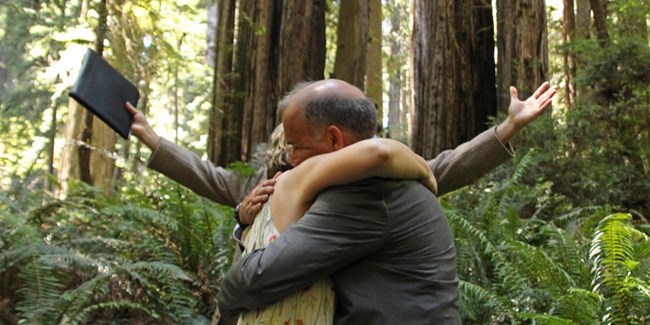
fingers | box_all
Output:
[238,178,278,225]
[535,85,558,109]
[238,202,262,225]
[244,179,276,205]
[531,81,550,98]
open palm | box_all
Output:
[508,81,557,130]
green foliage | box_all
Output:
[591,213,650,324]
[0,176,234,324]
[444,154,650,324]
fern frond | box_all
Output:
[14,254,65,324]
[517,312,579,325]
[124,261,192,282]
[70,300,157,324]
[543,225,592,288]
[508,240,577,293]
[103,204,180,232]
[458,280,510,322]
[551,206,605,228]
[511,149,537,185]
[549,287,603,325]
[590,213,648,324]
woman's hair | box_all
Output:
[264,123,292,178]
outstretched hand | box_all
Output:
[496,81,557,143]
[125,102,160,150]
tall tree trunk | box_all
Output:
[57,99,83,196]
[563,0,577,110]
[208,0,236,165]
[78,0,109,185]
[589,0,609,46]
[333,0,369,89]
[240,0,276,161]
[366,0,383,133]
[470,0,497,133]
[238,0,258,162]
[496,0,548,112]
[277,0,326,98]
[575,0,591,39]
[411,0,496,158]
[60,0,115,192]
[209,0,326,165]
[87,0,119,191]
[386,1,407,142]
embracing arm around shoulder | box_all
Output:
[271,138,436,232]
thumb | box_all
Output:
[510,86,518,100]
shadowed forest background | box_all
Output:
[1,0,649,324]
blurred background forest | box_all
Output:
[1,0,649,324]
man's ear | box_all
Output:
[325,125,345,150]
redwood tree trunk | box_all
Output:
[386,1,407,142]
[563,0,577,110]
[333,0,369,89]
[366,0,383,132]
[589,0,609,46]
[78,0,108,185]
[496,0,548,112]
[277,0,326,97]
[208,0,236,165]
[241,0,276,161]
[411,0,496,158]
[575,0,591,39]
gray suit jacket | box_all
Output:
[218,178,460,324]
[147,126,513,205]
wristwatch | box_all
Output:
[234,204,248,229]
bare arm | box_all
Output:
[271,138,435,232]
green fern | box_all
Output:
[518,312,579,325]
[458,280,510,323]
[552,288,603,324]
[590,213,649,324]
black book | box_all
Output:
[69,48,139,139]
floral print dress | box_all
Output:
[237,199,335,325]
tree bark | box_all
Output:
[366,0,383,133]
[241,0,275,161]
[563,0,577,110]
[208,0,236,165]
[57,99,83,196]
[387,1,406,141]
[88,0,121,191]
[575,0,591,39]
[589,0,608,46]
[277,0,326,97]
[496,0,548,112]
[333,0,369,89]
[411,0,496,158]
[78,0,109,186]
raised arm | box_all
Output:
[271,138,435,232]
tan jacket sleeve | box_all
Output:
[147,138,267,207]
[431,126,514,196]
